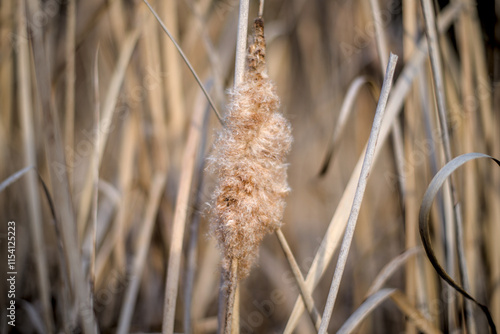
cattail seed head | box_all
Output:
[208,18,293,280]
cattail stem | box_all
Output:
[224,260,239,334]
[221,1,250,331]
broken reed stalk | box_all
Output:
[209,15,292,334]
[318,53,398,333]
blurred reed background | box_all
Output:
[0,0,499,333]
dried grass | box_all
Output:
[1,1,499,333]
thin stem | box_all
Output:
[419,0,453,162]
[64,0,76,188]
[143,0,224,125]
[318,53,398,333]
[276,229,323,331]
[160,92,207,334]
[89,46,100,318]
[117,173,167,334]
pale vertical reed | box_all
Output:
[208,18,293,281]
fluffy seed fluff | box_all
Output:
[208,18,293,280]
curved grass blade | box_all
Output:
[0,166,56,220]
[319,76,375,176]
[337,289,395,334]
[419,152,500,333]
[338,289,441,334]
[365,247,421,298]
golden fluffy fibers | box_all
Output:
[208,18,293,280]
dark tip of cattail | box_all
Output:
[247,18,266,76]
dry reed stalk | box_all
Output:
[318,53,398,333]
[402,1,428,332]
[464,1,494,149]
[117,172,167,334]
[456,4,479,332]
[0,1,13,159]
[368,0,406,202]
[490,104,500,327]
[420,0,473,330]
[160,0,186,145]
[27,0,97,330]
[184,173,204,334]
[181,0,212,54]
[275,229,322,330]
[77,27,141,242]
[184,100,212,333]
[415,65,444,328]
[162,91,209,334]
[16,1,53,331]
[143,14,168,172]
[64,0,76,188]
[143,0,223,124]
[488,26,500,324]
[108,0,126,47]
[191,238,220,322]
[94,89,138,286]
[89,49,100,312]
